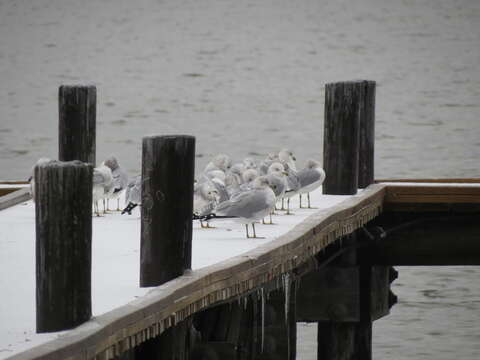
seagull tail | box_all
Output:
[121,202,138,215]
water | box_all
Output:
[1,0,480,358]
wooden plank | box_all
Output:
[377,178,480,183]
[385,184,480,204]
[0,188,31,211]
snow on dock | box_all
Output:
[0,186,356,359]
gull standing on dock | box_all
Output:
[214,176,276,238]
[194,181,220,228]
[297,159,326,208]
[281,163,300,215]
[92,164,114,216]
[122,175,141,215]
[103,156,129,211]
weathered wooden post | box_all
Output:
[140,135,195,286]
[319,80,363,359]
[356,80,376,359]
[358,80,376,188]
[35,160,93,333]
[323,81,363,195]
[257,283,297,360]
[58,85,96,165]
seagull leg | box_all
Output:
[286,198,294,215]
[252,223,265,239]
[245,224,250,238]
[299,194,303,208]
[206,221,216,228]
[117,198,121,211]
[280,198,286,211]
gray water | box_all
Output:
[1,0,480,358]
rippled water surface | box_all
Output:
[1,0,480,358]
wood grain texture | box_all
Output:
[34,160,93,333]
[323,81,363,195]
[58,85,96,165]
[140,135,195,287]
[358,80,376,189]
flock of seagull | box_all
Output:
[91,149,326,238]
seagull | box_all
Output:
[297,159,326,208]
[259,152,279,175]
[264,171,287,224]
[194,181,220,228]
[122,175,141,215]
[243,157,257,170]
[92,164,114,216]
[280,163,300,215]
[278,148,297,171]
[214,176,276,238]
[102,156,129,211]
[204,154,232,173]
[229,169,259,198]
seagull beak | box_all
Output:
[282,171,288,176]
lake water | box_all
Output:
[1,0,480,358]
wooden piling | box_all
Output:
[358,80,376,189]
[58,85,96,165]
[323,81,363,195]
[35,160,93,333]
[318,80,368,359]
[140,135,195,287]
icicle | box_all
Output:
[283,273,291,324]
[260,287,265,353]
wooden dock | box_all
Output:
[2,80,479,360]
[2,180,480,359]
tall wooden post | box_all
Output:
[358,80,376,189]
[356,80,376,359]
[319,80,364,359]
[35,160,93,333]
[58,85,96,165]
[323,81,363,195]
[140,135,195,287]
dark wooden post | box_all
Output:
[323,81,363,195]
[58,85,96,165]
[140,135,195,287]
[358,80,376,189]
[35,160,93,333]
[318,80,366,359]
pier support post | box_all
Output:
[35,160,93,333]
[140,135,195,287]
[58,85,96,165]
[257,284,297,360]
[317,80,374,359]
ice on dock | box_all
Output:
[0,187,356,358]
